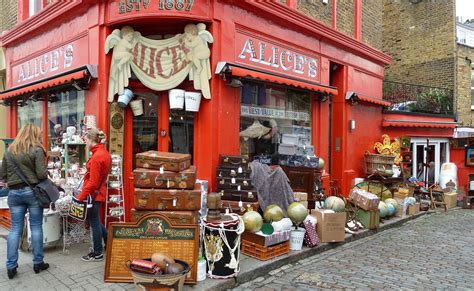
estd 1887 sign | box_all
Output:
[119,0,195,13]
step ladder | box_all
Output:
[105,155,125,225]
[428,184,448,212]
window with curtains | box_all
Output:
[239,81,312,165]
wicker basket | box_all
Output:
[364,153,395,176]
[127,259,190,291]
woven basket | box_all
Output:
[364,153,395,176]
[127,259,190,291]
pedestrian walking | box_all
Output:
[1,124,49,279]
[76,127,111,262]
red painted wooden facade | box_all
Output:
[1,0,461,219]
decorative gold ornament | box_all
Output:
[374,134,403,164]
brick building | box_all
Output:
[0,0,18,159]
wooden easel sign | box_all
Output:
[104,213,198,283]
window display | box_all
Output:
[240,81,311,165]
[17,99,43,130]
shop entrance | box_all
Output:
[411,138,449,184]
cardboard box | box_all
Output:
[294,192,308,201]
[395,205,404,217]
[299,200,309,209]
[356,209,380,229]
[408,203,420,215]
[443,192,457,209]
[312,209,346,243]
[394,191,410,200]
[349,189,379,211]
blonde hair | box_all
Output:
[86,127,107,144]
[9,124,45,155]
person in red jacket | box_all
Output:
[77,127,111,262]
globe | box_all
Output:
[384,198,399,209]
[287,202,308,225]
[378,201,389,218]
[316,158,325,170]
[406,197,416,205]
[263,204,285,223]
[324,196,346,212]
[242,210,263,233]
[386,203,396,216]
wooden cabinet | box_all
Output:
[280,166,322,209]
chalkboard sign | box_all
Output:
[104,213,199,283]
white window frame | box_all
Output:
[411,138,450,184]
[29,0,43,17]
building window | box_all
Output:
[48,90,85,148]
[471,69,474,110]
[17,99,43,130]
[240,81,312,164]
[29,0,43,17]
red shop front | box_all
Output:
[1,0,392,220]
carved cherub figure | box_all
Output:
[182,23,213,73]
[105,26,139,102]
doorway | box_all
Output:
[411,138,450,184]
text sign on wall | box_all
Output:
[235,32,320,84]
[104,213,199,283]
[11,36,89,86]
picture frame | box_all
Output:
[466,147,474,167]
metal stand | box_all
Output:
[105,155,125,225]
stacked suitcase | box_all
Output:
[131,151,201,224]
[216,155,259,214]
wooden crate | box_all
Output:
[241,240,289,261]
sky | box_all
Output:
[456,0,474,21]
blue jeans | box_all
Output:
[6,187,44,270]
[86,202,107,254]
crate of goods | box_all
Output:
[443,192,457,209]
[219,200,259,215]
[130,209,199,224]
[219,189,258,202]
[220,155,250,169]
[294,192,308,202]
[349,188,379,211]
[217,177,253,191]
[241,240,290,261]
[134,184,202,210]
[0,209,10,230]
[364,153,395,176]
[133,166,196,189]
[241,230,290,247]
[216,167,251,179]
[356,209,380,229]
[136,151,191,172]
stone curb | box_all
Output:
[199,208,445,291]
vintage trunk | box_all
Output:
[219,189,258,202]
[219,200,260,215]
[220,155,250,169]
[216,167,251,179]
[130,209,199,224]
[134,184,202,211]
[216,177,253,191]
[133,166,197,189]
[136,151,191,172]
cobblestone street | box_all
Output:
[234,209,474,290]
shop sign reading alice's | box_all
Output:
[236,33,320,83]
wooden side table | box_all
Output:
[280,166,322,209]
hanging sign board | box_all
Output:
[105,24,213,102]
[108,102,125,157]
[235,30,321,84]
[104,213,199,283]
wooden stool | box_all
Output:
[428,184,447,212]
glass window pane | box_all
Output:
[240,81,311,165]
[48,90,85,149]
[18,99,43,131]
[169,110,194,160]
[133,93,158,169]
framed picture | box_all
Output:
[466,147,474,167]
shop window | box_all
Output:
[47,90,85,148]
[29,0,42,16]
[240,81,311,164]
[132,93,158,169]
[17,99,43,130]
[169,110,194,159]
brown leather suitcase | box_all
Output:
[219,200,260,215]
[219,189,258,202]
[131,209,199,224]
[136,151,191,172]
[133,166,197,189]
[216,177,253,191]
[134,184,202,211]
[220,155,250,169]
[216,167,251,179]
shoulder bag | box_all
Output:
[7,153,60,207]
[69,172,108,221]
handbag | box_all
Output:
[7,153,60,207]
[68,173,108,221]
